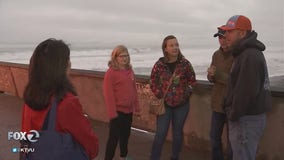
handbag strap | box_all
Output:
[42,100,58,130]
[162,71,176,99]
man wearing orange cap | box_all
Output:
[222,15,272,160]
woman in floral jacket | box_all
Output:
[150,35,196,160]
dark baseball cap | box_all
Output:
[213,27,226,37]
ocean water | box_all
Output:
[0,44,283,80]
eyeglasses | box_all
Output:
[117,54,129,58]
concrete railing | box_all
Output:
[0,61,283,160]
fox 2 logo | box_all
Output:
[8,130,39,143]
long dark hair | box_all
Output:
[161,35,184,62]
[23,38,77,110]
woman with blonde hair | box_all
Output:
[103,45,140,160]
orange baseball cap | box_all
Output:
[218,15,252,31]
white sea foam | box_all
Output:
[0,46,283,80]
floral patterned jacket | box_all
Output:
[150,57,196,107]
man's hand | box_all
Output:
[207,65,216,81]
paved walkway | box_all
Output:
[0,93,210,160]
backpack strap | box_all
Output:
[42,100,57,130]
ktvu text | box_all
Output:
[8,130,40,153]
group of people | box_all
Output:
[102,34,196,160]
[21,14,271,160]
[208,15,271,160]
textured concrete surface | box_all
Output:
[0,93,210,160]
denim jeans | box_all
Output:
[105,112,133,160]
[150,102,189,160]
[210,111,233,160]
[229,114,266,160]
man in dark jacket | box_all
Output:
[221,15,272,160]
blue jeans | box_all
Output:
[150,102,189,160]
[210,111,233,160]
[229,114,266,160]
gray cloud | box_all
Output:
[0,0,283,49]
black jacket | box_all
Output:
[224,31,272,121]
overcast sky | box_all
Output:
[0,0,283,49]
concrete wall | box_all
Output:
[0,61,283,160]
